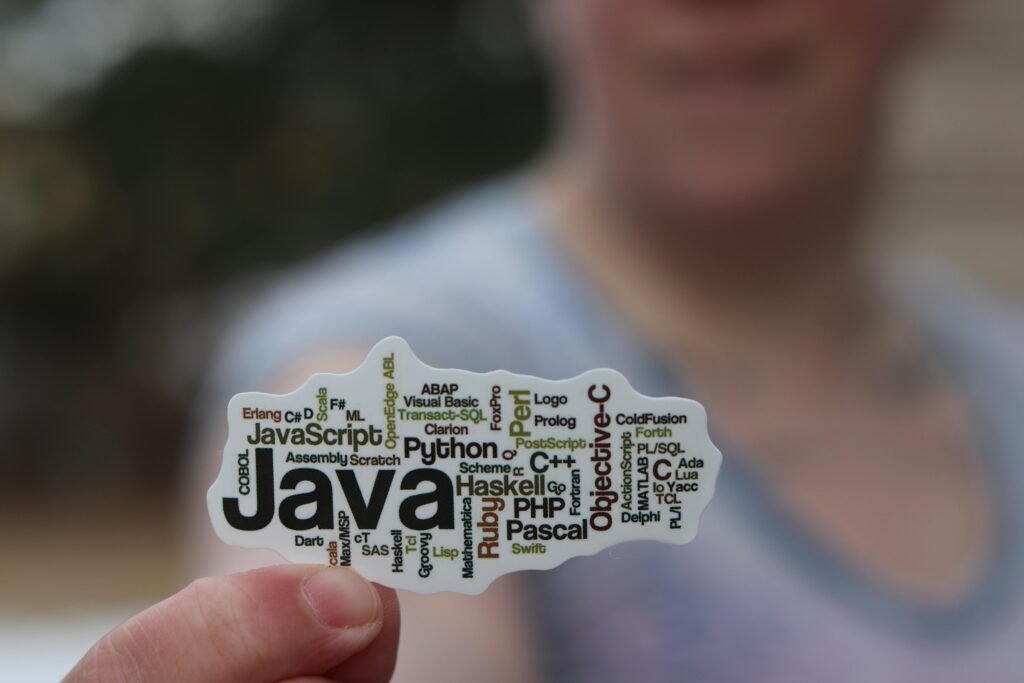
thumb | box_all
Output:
[64,565,398,683]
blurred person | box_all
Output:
[177,0,1024,681]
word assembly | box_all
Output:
[208,337,721,594]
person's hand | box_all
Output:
[64,565,400,683]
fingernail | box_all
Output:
[302,568,380,629]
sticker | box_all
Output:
[208,337,721,594]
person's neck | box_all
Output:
[532,154,882,375]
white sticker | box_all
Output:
[208,337,722,594]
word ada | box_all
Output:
[208,337,721,594]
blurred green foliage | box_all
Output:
[0,1,547,490]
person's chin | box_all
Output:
[646,160,814,227]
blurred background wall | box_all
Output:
[0,0,1020,674]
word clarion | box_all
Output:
[208,337,722,594]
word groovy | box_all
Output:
[208,337,721,594]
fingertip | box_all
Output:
[323,583,402,683]
[302,567,382,630]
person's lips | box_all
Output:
[654,39,810,119]
[637,6,816,123]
